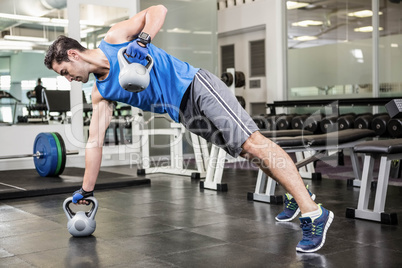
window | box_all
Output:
[221,44,235,73]
[250,39,265,77]
[0,75,11,90]
[21,80,36,90]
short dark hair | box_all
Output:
[44,35,86,69]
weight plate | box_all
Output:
[53,132,67,176]
[51,132,63,176]
[33,133,58,177]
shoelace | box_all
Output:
[300,221,314,239]
[285,196,298,211]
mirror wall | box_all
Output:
[287,0,402,100]
[0,0,217,125]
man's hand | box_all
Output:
[126,39,148,60]
[72,188,94,204]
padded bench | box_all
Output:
[248,129,376,204]
[346,138,401,225]
[201,129,313,192]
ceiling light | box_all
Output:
[4,35,48,42]
[0,13,50,23]
[50,18,68,26]
[193,31,212,35]
[193,51,212,54]
[167,28,191,34]
[391,43,399,48]
[354,26,384,32]
[292,20,323,27]
[293,36,317,41]
[287,1,309,10]
[0,46,32,51]
[348,10,383,18]
[80,20,105,27]
[0,40,33,50]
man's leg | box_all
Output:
[240,131,317,214]
[241,131,334,253]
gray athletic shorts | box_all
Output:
[179,69,259,158]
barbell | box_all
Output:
[0,132,78,177]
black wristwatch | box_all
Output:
[138,32,151,45]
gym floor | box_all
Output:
[1,162,402,267]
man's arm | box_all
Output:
[82,84,114,192]
[104,5,168,44]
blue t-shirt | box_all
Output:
[96,40,199,122]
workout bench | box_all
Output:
[346,138,402,225]
[201,129,313,192]
[248,128,376,204]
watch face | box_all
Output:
[139,32,150,40]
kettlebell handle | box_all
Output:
[63,196,99,220]
[117,47,153,71]
[144,54,154,71]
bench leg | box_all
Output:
[297,151,320,179]
[357,154,374,211]
[200,145,228,191]
[346,154,398,225]
[247,169,283,204]
[348,149,362,187]
[374,156,391,213]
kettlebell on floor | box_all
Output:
[63,196,98,237]
[118,46,154,93]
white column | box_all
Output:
[66,0,138,148]
[67,0,84,148]
[265,0,287,104]
[372,0,379,114]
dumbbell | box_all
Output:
[291,114,310,130]
[220,71,245,88]
[354,113,374,129]
[337,113,356,130]
[372,114,391,137]
[265,115,279,131]
[303,114,323,133]
[387,118,402,138]
[252,115,267,129]
[320,116,338,133]
[276,114,296,130]
[0,132,78,177]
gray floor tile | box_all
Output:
[0,163,402,267]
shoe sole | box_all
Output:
[296,210,334,253]
[275,194,316,222]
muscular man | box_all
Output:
[44,5,333,253]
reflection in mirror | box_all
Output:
[287,0,402,100]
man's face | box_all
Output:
[52,53,89,83]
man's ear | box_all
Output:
[67,49,79,60]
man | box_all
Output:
[44,5,333,253]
